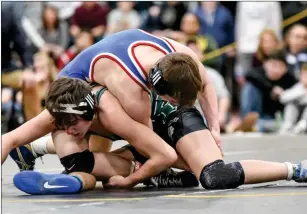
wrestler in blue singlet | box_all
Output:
[57,29,176,91]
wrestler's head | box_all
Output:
[149,53,202,106]
[46,77,96,138]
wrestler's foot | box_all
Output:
[13,171,82,195]
[9,145,41,171]
[292,160,307,183]
[144,169,199,188]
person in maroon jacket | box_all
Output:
[70,2,110,41]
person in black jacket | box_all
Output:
[1,2,54,128]
[1,2,33,71]
[1,2,34,131]
[241,50,297,132]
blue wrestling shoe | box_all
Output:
[13,171,82,195]
[9,145,40,171]
[293,160,307,183]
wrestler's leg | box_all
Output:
[52,130,132,181]
[13,132,136,195]
[176,130,289,186]
[89,135,112,153]
[69,172,97,191]
[172,109,305,189]
[30,135,112,157]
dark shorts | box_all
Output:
[126,107,208,163]
[153,107,208,149]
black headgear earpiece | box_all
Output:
[149,64,169,95]
[52,92,96,121]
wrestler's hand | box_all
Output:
[105,175,134,189]
[211,130,224,157]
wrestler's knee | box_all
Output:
[199,160,245,189]
[60,150,95,174]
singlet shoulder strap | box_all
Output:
[95,87,108,104]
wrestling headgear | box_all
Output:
[149,63,170,95]
[52,92,96,121]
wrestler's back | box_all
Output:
[59,29,175,92]
[58,29,179,125]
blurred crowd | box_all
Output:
[1,1,307,135]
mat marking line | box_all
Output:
[4,191,307,203]
[3,197,146,203]
[164,192,307,199]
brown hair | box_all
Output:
[42,4,59,30]
[265,49,287,64]
[159,53,202,106]
[45,77,93,129]
[256,29,280,61]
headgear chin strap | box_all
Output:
[52,92,96,121]
[149,64,170,95]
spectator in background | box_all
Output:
[279,63,307,134]
[2,52,57,122]
[58,30,94,70]
[236,29,282,87]
[133,2,154,18]
[141,2,187,33]
[235,2,282,83]
[182,13,221,70]
[282,2,307,34]
[241,50,297,133]
[39,4,69,59]
[194,2,234,48]
[46,2,82,22]
[106,2,141,36]
[157,13,221,70]
[1,2,33,131]
[23,2,43,31]
[1,2,33,71]
[252,29,282,69]
[187,39,231,132]
[284,24,307,79]
[22,52,57,120]
[70,2,110,41]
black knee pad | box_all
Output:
[200,160,245,190]
[60,150,95,173]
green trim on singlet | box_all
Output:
[150,91,178,124]
[95,87,108,105]
[89,87,123,141]
[88,89,178,141]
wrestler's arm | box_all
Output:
[1,109,55,164]
[166,39,220,134]
[98,91,177,187]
